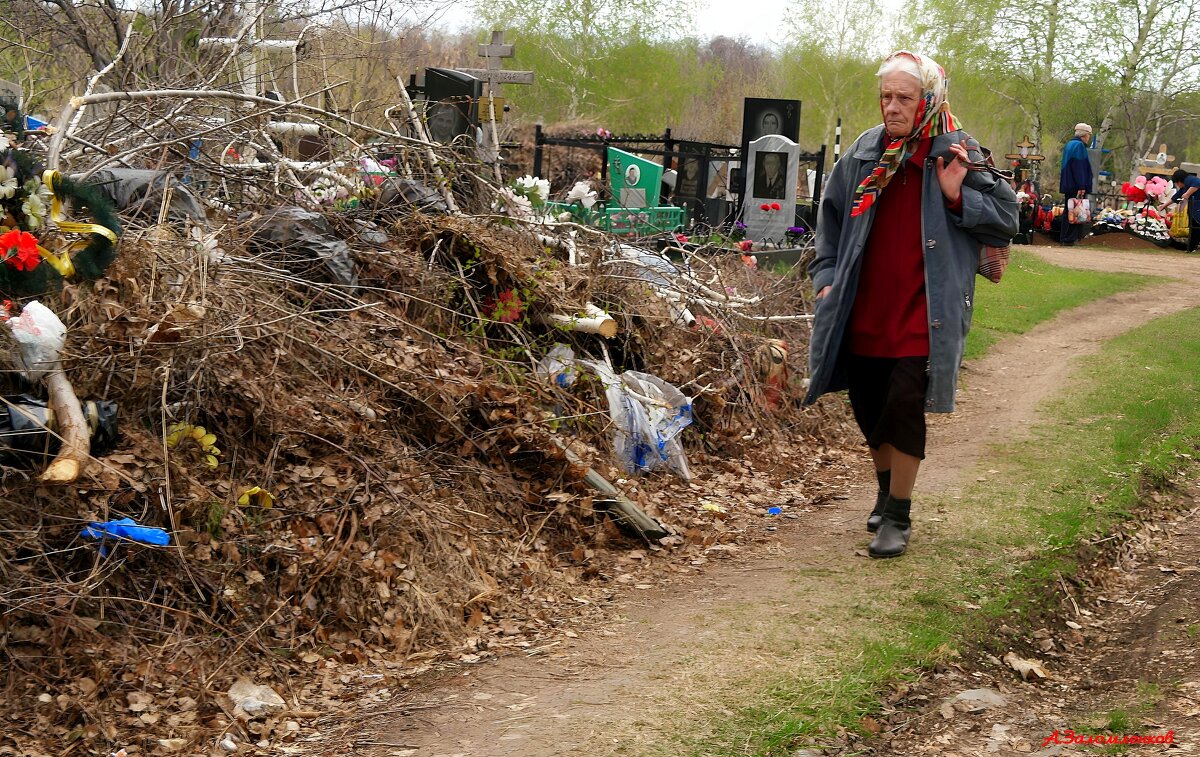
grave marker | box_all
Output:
[742,135,800,244]
[456,30,534,178]
[1137,143,1176,177]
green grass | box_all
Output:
[964,248,1154,361]
[685,293,1200,754]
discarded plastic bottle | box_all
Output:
[0,394,118,464]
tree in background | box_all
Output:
[673,36,774,143]
[1086,0,1200,180]
[778,0,892,155]
[471,0,702,131]
[913,0,1084,169]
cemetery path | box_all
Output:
[362,245,1200,757]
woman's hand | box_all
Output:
[816,286,831,300]
[936,138,971,205]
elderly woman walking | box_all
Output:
[804,51,1018,558]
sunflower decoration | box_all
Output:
[0,134,122,293]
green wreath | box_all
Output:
[0,147,122,294]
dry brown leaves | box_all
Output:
[0,197,855,753]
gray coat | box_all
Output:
[804,125,1019,412]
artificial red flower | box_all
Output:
[770,202,781,211]
[737,240,753,252]
[675,233,689,243]
[484,289,524,324]
[0,229,41,271]
[759,203,770,211]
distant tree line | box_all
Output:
[6,0,1200,191]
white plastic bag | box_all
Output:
[583,361,693,480]
[1067,197,1091,225]
[6,300,66,382]
[536,344,578,388]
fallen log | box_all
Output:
[40,368,89,484]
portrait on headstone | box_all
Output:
[742,135,800,244]
[426,101,467,144]
[741,98,800,143]
[753,151,788,200]
[420,67,482,145]
[607,147,662,209]
[676,155,706,200]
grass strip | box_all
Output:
[964,247,1154,361]
[686,287,1197,756]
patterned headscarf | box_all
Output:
[850,50,962,218]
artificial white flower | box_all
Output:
[566,180,597,209]
[21,179,50,229]
[309,178,347,203]
[514,175,550,204]
[496,187,533,219]
[0,135,9,151]
[0,164,16,200]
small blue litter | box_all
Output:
[82,518,170,555]
[767,507,782,515]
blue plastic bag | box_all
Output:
[82,518,170,555]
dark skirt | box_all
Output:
[845,353,930,459]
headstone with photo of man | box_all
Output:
[742,135,800,244]
[738,97,800,194]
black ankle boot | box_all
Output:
[867,470,891,533]
[867,489,887,533]
[869,495,911,559]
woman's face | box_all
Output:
[879,72,922,138]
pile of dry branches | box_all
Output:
[0,83,852,753]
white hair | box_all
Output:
[877,56,922,84]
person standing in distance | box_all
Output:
[1059,123,1093,246]
[804,51,1018,559]
[1166,169,1200,252]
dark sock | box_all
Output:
[886,496,912,527]
[875,469,892,495]
[872,470,891,514]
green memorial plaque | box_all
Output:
[607,147,662,209]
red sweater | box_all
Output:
[848,139,959,358]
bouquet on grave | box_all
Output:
[0,134,121,292]
[496,174,550,220]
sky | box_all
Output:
[413,0,796,47]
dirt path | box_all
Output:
[365,245,1200,757]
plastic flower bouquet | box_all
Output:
[0,134,122,290]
